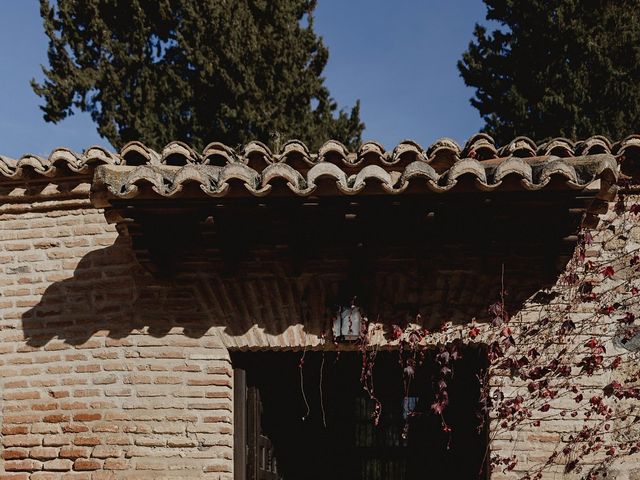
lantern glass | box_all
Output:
[333,305,361,340]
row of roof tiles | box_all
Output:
[1,134,639,180]
[92,154,617,200]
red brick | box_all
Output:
[186,378,231,386]
[3,415,36,425]
[44,345,70,354]
[64,354,87,361]
[30,447,59,460]
[92,375,117,385]
[73,389,100,398]
[3,390,40,400]
[92,351,119,360]
[103,458,128,470]
[92,423,119,433]
[153,376,182,384]
[73,436,101,446]
[4,459,42,471]
[172,364,201,372]
[43,414,70,423]
[204,391,232,399]
[30,473,63,480]
[42,435,71,447]
[42,459,73,471]
[204,463,231,473]
[89,473,115,480]
[205,366,232,376]
[91,445,121,458]
[3,435,41,447]
[59,446,91,459]
[63,424,90,433]
[31,423,60,435]
[104,434,131,445]
[4,380,28,389]
[75,365,100,374]
[73,413,101,422]
[60,401,88,410]
[2,448,29,460]
[47,365,73,375]
[32,403,58,411]
[73,459,103,471]
[1,425,29,435]
[49,390,70,399]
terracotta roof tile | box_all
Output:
[1,135,633,201]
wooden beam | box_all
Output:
[234,368,247,480]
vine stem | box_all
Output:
[501,262,505,317]
[299,345,310,421]
[320,352,327,428]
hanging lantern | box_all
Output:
[332,305,362,341]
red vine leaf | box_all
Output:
[602,266,615,278]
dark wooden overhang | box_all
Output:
[90,150,619,278]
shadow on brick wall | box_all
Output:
[21,226,572,348]
[21,234,338,347]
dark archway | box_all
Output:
[232,349,488,480]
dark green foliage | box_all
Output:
[33,0,363,151]
[459,0,640,144]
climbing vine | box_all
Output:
[336,185,640,479]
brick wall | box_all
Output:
[1,183,637,479]
[0,193,233,479]
[488,197,640,480]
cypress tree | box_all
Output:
[459,0,640,144]
[33,0,364,151]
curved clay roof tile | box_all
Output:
[317,140,351,165]
[160,141,202,166]
[349,164,395,193]
[395,161,440,193]
[388,140,427,165]
[260,163,307,193]
[576,136,612,156]
[120,141,161,166]
[16,154,57,177]
[441,158,487,189]
[426,137,461,158]
[84,145,122,166]
[358,141,385,159]
[539,159,578,186]
[202,142,240,166]
[493,157,534,184]
[538,138,575,158]
[167,165,218,197]
[305,162,349,194]
[279,140,310,156]
[462,133,498,160]
[614,134,640,157]
[499,136,537,158]
[242,141,273,166]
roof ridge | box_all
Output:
[0,134,636,184]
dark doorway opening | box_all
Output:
[233,349,487,480]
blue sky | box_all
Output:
[0,1,488,158]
